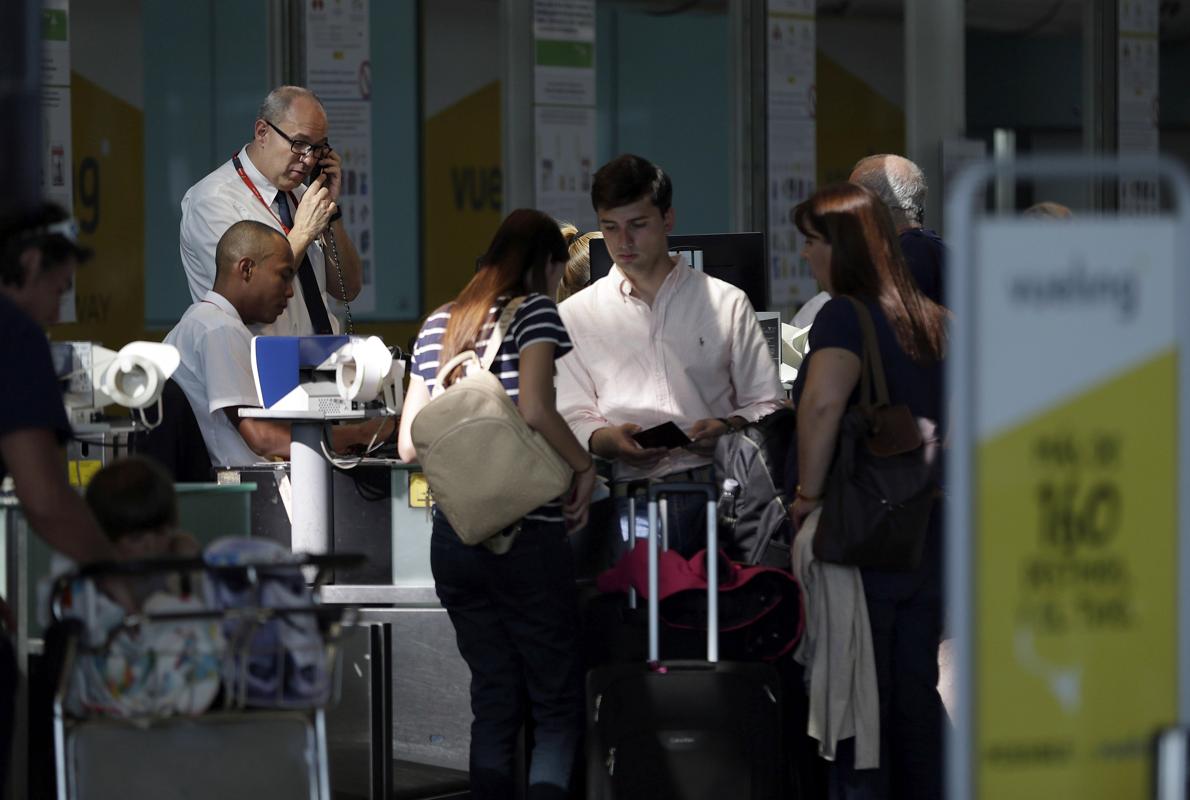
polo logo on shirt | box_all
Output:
[699,337,704,347]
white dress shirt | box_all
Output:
[164,290,267,468]
[557,255,786,481]
[179,145,338,336]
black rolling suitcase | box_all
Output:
[586,482,786,800]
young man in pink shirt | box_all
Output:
[556,154,784,559]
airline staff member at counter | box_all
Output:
[556,154,785,558]
[179,85,362,336]
[166,221,389,468]
[0,205,123,789]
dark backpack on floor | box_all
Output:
[713,407,795,568]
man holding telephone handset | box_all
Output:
[556,154,785,559]
[180,85,362,336]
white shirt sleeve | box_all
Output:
[556,345,609,449]
[727,292,787,422]
[198,324,261,414]
[179,186,254,304]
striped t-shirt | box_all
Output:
[411,293,573,523]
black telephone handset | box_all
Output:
[307,162,323,185]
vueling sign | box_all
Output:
[1008,255,1141,321]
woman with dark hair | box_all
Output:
[397,208,596,799]
[788,182,948,799]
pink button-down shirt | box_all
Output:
[557,256,786,481]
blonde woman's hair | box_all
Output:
[556,223,602,302]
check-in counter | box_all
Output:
[330,462,476,782]
[318,463,617,788]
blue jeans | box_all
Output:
[431,513,585,799]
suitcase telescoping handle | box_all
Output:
[647,482,718,664]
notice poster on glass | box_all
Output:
[533,0,596,231]
[767,0,816,319]
[305,0,376,314]
[533,0,595,106]
[42,0,75,323]
[535,105,596,228]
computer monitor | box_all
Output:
[588,232,768,311]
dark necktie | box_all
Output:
[275,193,334,335]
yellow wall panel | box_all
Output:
[815,52,905,187]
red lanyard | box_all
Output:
[231,153,292,234]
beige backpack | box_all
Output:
[410,297,572,544]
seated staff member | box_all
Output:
[556,154,785,558]
[166,221,390,467]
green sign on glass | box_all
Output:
[535,40,593,69]
[43,9,68,42]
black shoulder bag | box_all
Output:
[811,297,942,572]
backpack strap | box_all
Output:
[432,351,480,397]
[479,296,528,372]
[431,296,529,397]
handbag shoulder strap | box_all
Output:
[479,296,528,372]
[843,296,892,409]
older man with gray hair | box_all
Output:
[179,85,363,336]
[849,153,946,306]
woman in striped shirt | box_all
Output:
[398,209,596,799]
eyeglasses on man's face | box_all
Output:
[265,119,332,160]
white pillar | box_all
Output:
[905,0,965,231]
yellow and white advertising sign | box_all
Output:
[971,218,1179,797]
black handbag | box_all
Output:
[812,297,942,572]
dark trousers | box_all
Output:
[829,529,946,800]
[431,513,585,800]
